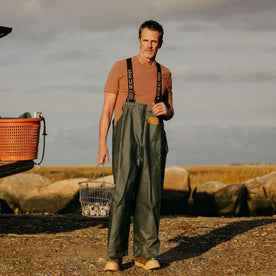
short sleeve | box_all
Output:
[104,61,123,95]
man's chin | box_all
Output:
[143,53,156,60]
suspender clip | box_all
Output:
[128,91,136,102]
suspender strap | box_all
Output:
[126,58,162,103]
[126,58,135,102]
[154,62,162,103]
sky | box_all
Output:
[0,0,275,166]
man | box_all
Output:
[97,20,174,272]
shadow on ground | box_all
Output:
[158,218,276,268]
[0,214,108,234]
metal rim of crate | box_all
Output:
[79,180,115,189]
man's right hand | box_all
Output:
[97,144,109,164]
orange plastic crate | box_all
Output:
[0,118,41,161]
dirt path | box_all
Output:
[0,214,275,276]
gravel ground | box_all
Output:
[0,214,275,276]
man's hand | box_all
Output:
[152,102,168,117]
[97,143,109,164]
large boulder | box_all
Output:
[243,171,276,216]
[0,174,51,214]
[163,166,190,192]
[161,166,191,214]
[0,174,88,214]
[262,172,276,213]
[194,181,227,194]
[193,181,246,216]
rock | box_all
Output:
[214,184,247,216]
[192,181,226,216]
[192,171,276,217]
[193,181,246,216]
[0,174,51,214]
[262,172,276,213]
[161,166,191,214]
[195,181,227,194]
[0,174,88,214]
[163,166,190,191]
[243,171,276,216]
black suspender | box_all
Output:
[155,62,162,103]
[126,58,162,103]
[126,58,135,102]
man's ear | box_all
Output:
[158,40,163,49]
[138,37,141,47]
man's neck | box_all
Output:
[136,54,156,67]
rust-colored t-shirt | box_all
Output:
[104,56,173,125]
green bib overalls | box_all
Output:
[107,58,168,259]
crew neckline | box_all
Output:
[134,56,156,68]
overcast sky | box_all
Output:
[0,0,275,166]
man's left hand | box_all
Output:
[152,102,168,117]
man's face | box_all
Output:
[138,28,162,60]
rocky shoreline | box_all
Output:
[1,169,275,217]
[0,214,275,275]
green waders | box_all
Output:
[107,58,168,259]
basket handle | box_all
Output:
[35,115,47,171]
[93,163,105,187]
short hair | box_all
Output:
[139,20,164,42]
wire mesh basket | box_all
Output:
[79,166,115,218]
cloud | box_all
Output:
[50,48,93,62]
[1,0,275,39]
[176,0,276,31]
[172,67,276,83]
[167,36,276,54]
